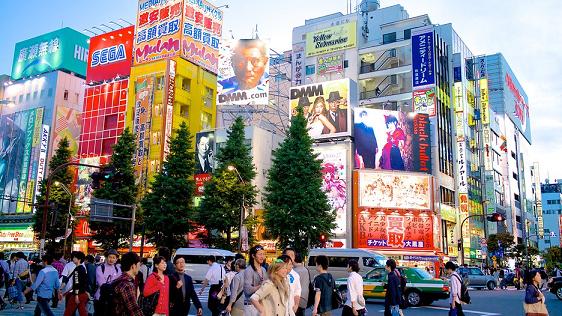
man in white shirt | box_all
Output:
[445,261,464,316]
[282,248,302,316]
[199,255,225,316]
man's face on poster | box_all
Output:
[329,100,339,112]
[232,42,268,90]
[198,136,209,155]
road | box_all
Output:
[1,286,561,315]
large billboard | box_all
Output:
[133,76,155,181]
[503,67,531,142]
[290,78,353,140]
[305,22,356,57]
[411,26,435,88]
[195,131,215,175]
[217,39,269,105]
[354,108,430,173]
[357,171,432,210]
[134,0,183,65]
[52,106,81,156]
[87,26,134,83]
[11,28,89,80]
[355,209,434,250]
[181,0,223,74]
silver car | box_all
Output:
[457,267,497,290]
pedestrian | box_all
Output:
[250,258,290,316]
[445,261,465,316]
[51,253,65,308]
[94,249,121,315]
[198,255,226,316]
[169,256,203,316]
[279,251,301,316]
[12,252,31,304]
[7,277,25,309]
[342,259,365,316]
[144,256,170,316]
[523,269,548,315]
[292,252,309,316]
[157,247,175,276]
[244,245,268,316]
[0,252,9,310]
[112,252,143,316]
[84,255,97,298]
[139,257,149,286]
[60,253,77,309]
[312,255,335,316]
[23,254,60,316]
[220,258,237,308]
[27,256,43,303]
[61,251,89,316]
[514,265,522,290]
[384,259,401,316]
[554,265,562,277]
[226,259,247,316]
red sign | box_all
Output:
[195,173,211,195]
[86,26,134,83]
[74,218,93,238]
[356,209,434,250]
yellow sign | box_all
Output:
[480,78,489,124]
[306,22,356,57]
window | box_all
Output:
[404,29,411,40]
[156,76,164,90]
[305,65,315,75]
[182,78,191,91]
[363,257,378,267]
[40,89,45,99]
[366,268,387,280]
[33,91,38,99]
[63,90,69,100]
[180,104,189,118]
[469,268,484,276]
[201,112,212,130]
[383,32,396,44]
[328,256,358,268]
[513,172,518,180]
[514,193,520,202]
[48,88,53,97]
[26,93,30,101]
[104,114,118,130]
[19,95,23,103]
[75,93,80,103]
[204,87,213,108]
[344,60,349,68]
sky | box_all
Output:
[0,0,559,179]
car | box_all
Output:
[548,276,562,300]
[457,267,497,290]
[307,248,386,280]
[335,266,450,307]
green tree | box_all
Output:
[487,232,516,267]
[198,117,257,250]
[33,137,75,254]
[90,128,137,250]
[142,122,196,249]
[543,246,562,272]
[263,108,335,256]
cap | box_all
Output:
[107,249,119,257]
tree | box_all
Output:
[263,107,336,256]
[90,128,137,250]
[142,122,196,250]
[543,246,562,272]
[487,232,516,267]
[198,117,257,250]
[33,137,75,254]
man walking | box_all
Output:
[292,253,309,316]
[170,257,203,315]
[312,255,334,316]
[112,252,143,316]
[199,255,225,316]
[283,248,302,316]
[24,254,60,316]
[0,252,9,310]
[384,259,401,316]
[62,251,89,316]
[446,261,465,316]
[94,249,121,315]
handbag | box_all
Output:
[142,291,160,316]
[523,302,549,316]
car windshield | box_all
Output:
[413,268,433,280]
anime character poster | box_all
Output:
[353,108,431,173]
[314,144,348,236]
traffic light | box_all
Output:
[458,239,462,251]
[90,166,120,189]
[487,212,506,222]
[320,234,327,242]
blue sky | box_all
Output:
[0,0,560,179]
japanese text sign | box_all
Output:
[411,26,435,89]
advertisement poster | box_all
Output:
[87,26,134,82]
[217,39,269,105]
[317,54,343,76]
[356,209,434,250]
[76,157,102,215]
[53,106,81,155]
[413,88,436,116]
[314,144,348,236]
[354,108,431,173]
[133,76,155,180]
[358,171,432,210]
[411,26,435,88]
[162,60,176,160]
[480,78,490,124]
[290,78,352,140]
[134,0,183,65]
[306,22,356,57]
[11,28,89,80]
[195,131,215,175]
[181,0,223,74]
[291,43,305,86]
[503,68,531,141]
[16,109,36,213]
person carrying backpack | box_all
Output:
[384,259,401,316]
[312,255,340,316]
[446,261,468,316]
[94,249,121,316]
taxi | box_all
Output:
[335,266,450,307]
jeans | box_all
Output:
[35,297,55,316]
[390,305,400,316]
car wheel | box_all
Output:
[556,287,562,300]
[487,281,496,290]
[406,289,422,307]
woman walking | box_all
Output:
[244,245,268,316]
[342,260,366,316]
[144,256,170,316]
[523,269,548,316]
[250,259,290,316]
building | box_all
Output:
[0,27,89,251]
[539,179,562,250]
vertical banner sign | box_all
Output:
[480,78,490,124]
[411,26,435,88]
[181,0,223,74]
[26,108,44,212]
[133,76,155,181]
[162,59,176,161]
[17,110,35,213]
[559,215,562,246]
[291,43,305,86]
[456,139,468,193]
[34,125,50,202]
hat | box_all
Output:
[297,96,311,107]
[106,249,119,257]
[327,91,343,102]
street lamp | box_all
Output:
[54,181,73,258]
[227,165,246,252]
[459,212,506,265]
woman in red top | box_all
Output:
[144,256,170,316]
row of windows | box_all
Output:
[547,199,561,205]
[382,29,412,45]
[7,88,54,104]
[543,209,562,214]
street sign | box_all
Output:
[90,198,114,223]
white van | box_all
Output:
[172,248,236,283]
[307,248,386,280]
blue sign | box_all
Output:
[412,27,435,88]
[403,255,439,262]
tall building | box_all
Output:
[539,179,562,250]
[0,27,89,251]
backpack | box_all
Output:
[453,274,471,304]
[98,276,119,316]
[394,270,408,309]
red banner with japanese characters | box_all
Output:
[355,209,434,250]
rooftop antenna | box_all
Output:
[254,24,259,39]
[101,23,115,31]
[83,29,98,36]
[119,18,134,26]
[110,21,124,28]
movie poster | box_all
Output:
[353,108,431,173]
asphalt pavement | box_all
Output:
[1,286,561,315]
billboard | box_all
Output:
[181,0,223,74]
[413,87,436,117]
[503,68,531,141]
[357,171,432,210]
[76,156,102,214]
[355,209,434,250]
[11,27,89,80]
[290,78,352,140]
[305,22,356,57]
[195,131,215,175]
[314,144,349,236]
[411,26,435,88]
[134,0,183,65]
[480,78,490,125]
[87,26,134,82]
[317,54,343,76]
[354,108,430,173]
[217,39,269,105]
[133,76,155,180]
[52,106,81,155]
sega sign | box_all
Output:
[86,25,134,82]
